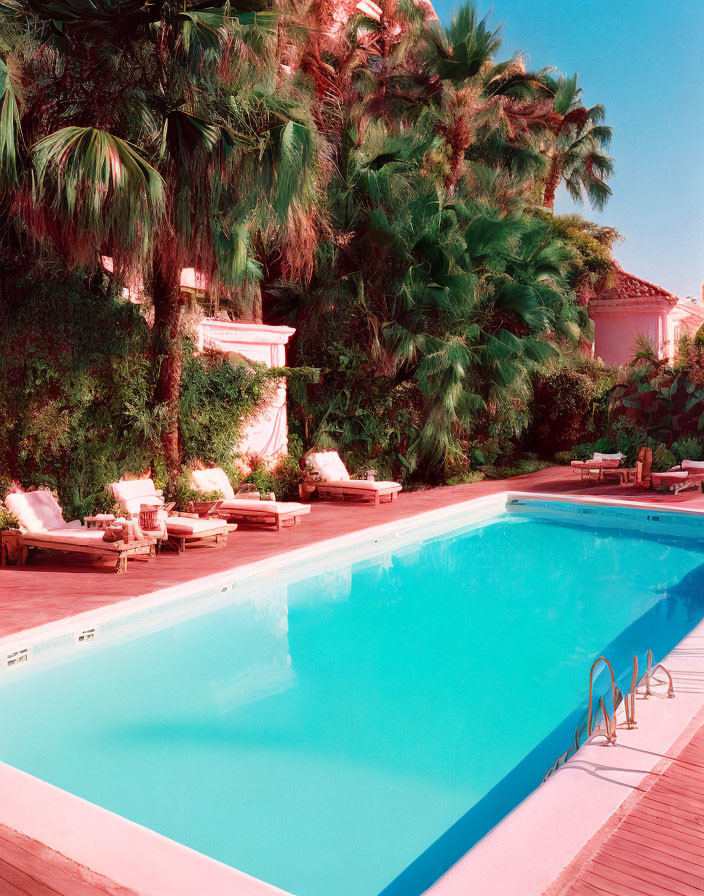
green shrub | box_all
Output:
[672,436,704,462]
[591,437,617,455]
[0,505,19,530]
[465,437,503,468]
[553,451,573,465]
[482,456,550,479]
[0,271,158,517]
[445,470,485,486]
[0,267,269,519]
[653,444,677,473]
[572,442,595,460]
[241,456,304,501]
[444,451,471,480]
[607,418,650,464]
[169,471,224,509]
[525,367,599,455]
[179,345,271,474]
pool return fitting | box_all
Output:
[543,649,675,782]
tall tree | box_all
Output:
[0,0,326,478]
[541,74,613,211]
[268,2,591,476]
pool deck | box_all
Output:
[2,464,704,896]
[550,708,704,896]
[0,821,139,896]
[4,464,704,639]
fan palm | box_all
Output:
[0,0,327,477]
[261,2,595,476]
[275,108,587,473]
[420,4,554,193]
[541,73,613,211]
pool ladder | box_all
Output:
[543,649,674,782]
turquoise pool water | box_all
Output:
[1,506,704,896]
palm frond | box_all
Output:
[31,126,163,262]
[0,56,20,188]
[423,2,503,83]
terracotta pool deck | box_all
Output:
[549,707,704,896]
[2,465,704,896]
[3,464,704,640]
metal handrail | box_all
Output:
[587,656,618,742]
[624,655,638,729]
[643,649,675,698]
[543,648,675,782]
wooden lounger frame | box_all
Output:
[17,534,155,574]
[166,528,229,555]
[124,510,231,557]
[316,483,400,505]
[218,507,307,531]
[651,473,704,494]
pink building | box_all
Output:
[587,264,704,366]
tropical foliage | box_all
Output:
[0,0,327,476]
[268,0,614,480]
[0,0,616,495]
[539,73,613,211]
[0,260,270,517]
[523,360,613,456]
[567,342,704,471]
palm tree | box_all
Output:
[273,104,587,473]
[0,0,326,478]
[420,4,553,193]
[263,1,594,476]
[541,73,613,211]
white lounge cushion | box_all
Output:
[219,499,310,516]
[308,451,401,492]
[190,467,236,501]
[23,528,125,550]
[592,453,623,467]
[652,471,688,482]
[111,479,162,516]
[307,451,350,482]
[572,453,623,469]
[682,460,704,472]
[165,516,228,537]
[5,490,81,532]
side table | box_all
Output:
[1,528,22,566]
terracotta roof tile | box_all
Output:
[598,263,679,305]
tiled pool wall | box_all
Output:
[506,494,704,537]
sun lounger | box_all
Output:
[190,467,311,530]
[110,478,231,554]
[5,489,154,574]
[570,452,625,483]
[304,451,402,504]
[652,459,704,494]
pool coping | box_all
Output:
[1,489,704,896]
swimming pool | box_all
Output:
[1,497,703,896]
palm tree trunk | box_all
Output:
[542,155,562,211]
[152,246,183,482]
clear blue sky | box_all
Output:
[432,0,704,299]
